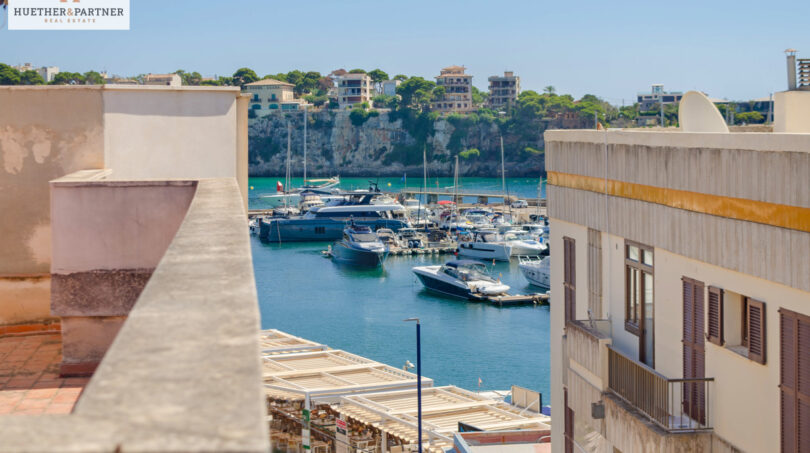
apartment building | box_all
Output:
[381,79,401,96]
[335,72,373,108]
[12,63,60,82]
[546,90,810,453]
[488,71,520,109]
[433,65,474,113]
[637,84,683,110]
[143,73,182,86]
[243,78,304,115]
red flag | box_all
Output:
[276,181,283,192]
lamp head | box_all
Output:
[403,317,420,324]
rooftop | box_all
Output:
[244,78,296,87]
[0,331,88,415]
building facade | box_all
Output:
[12,63,59,82]
[546,92,810,453]
[637,84,683,110]
[242,78,304,115]
[433,65,474,113]
[335,73,373,109]
[487,71,520,109]
[143,73,182,87]
[381,79,400,96]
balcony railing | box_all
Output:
[607,346,713,432]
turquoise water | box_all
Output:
[250,177,551,398]
[249,176,546,210]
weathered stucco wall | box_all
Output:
[50,173,196,372]
[0,87,106,325]
[0,85,247,327]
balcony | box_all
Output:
[607,346,713,432]
[566,319,713,435]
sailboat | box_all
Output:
[261,108,340,207]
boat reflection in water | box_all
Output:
[330,223,389,267]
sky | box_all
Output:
[2,0,809,104]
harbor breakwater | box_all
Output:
[248,110,546,177]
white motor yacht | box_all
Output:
[518,255,550,288]
[457,230,512,261]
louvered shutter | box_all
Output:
[682,278,695,416]
[707,287,724,345]
[798,317,810,453]
[781,310,797,453]
[748,299,766,364]
[563,237,575,323]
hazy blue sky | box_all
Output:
[3,0,808,103]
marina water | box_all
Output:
[251,176,550,398]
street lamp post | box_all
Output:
[404,317,423,453]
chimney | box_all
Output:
[786,49,797,90]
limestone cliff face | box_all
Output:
[248,110,546,177]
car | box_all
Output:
[511,199,528,208]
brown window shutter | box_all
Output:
[747,299,766,364]
[780,309,797,453]
[707,287,724,345]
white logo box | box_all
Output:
[9,0,130,30]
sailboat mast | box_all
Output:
[500,136,506,196]
[285,122,291,208]
[454,155,459,208]
[303,105,307,184]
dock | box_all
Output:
[399,188,547,207]
[484,292,549,306]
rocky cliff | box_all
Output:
[248,110,546,177]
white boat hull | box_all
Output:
[519,257,550,288]
[457,242,512,261]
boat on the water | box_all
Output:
[412,259,510,300]
[518,255,550,288]
[457,230,512,261]
[259,191,410,242]
[330,224,389,267]
[260,178,341,208]
[502,230,548,256]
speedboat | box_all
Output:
[518,255,550,288]
[457,230,512,261]
[396,228,425,249]
[502,230,548,256]
[330,224,389,267]
[412,260,510,300]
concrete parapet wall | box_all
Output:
[0,178,268,452]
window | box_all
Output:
[563,237,576,323]
[587,229,602,318]
[717,290,766,364]
[314,227,325,234]
[625,242,653,335]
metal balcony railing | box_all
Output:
[607,346,713,432]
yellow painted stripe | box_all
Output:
[548,171,810,233]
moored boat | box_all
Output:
[330,224,389,267]
[518,255,550,288]
[412,259,510,300]
[457,230,512,261]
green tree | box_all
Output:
[317,76,333,93]
[19,70,45,85]
[348,68,366,74]
[304,93,328,107]
[543,85,556,94]
[367,69,389,92]
[217,76,234,86]
[393,74,408,81]
[232,67,258,87]
[200,79,222,86]
[372,94,395,108]
[396,77,436,111]
[0,64,21,85]
[431,86,446,102]
[83,71,105,85]
[471,86,488,106]
[51,72,85,85]
[735,111,764,124]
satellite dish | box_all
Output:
[678,91,729,133]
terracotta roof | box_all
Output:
[441,65,466,72]
[245,78,295,87]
